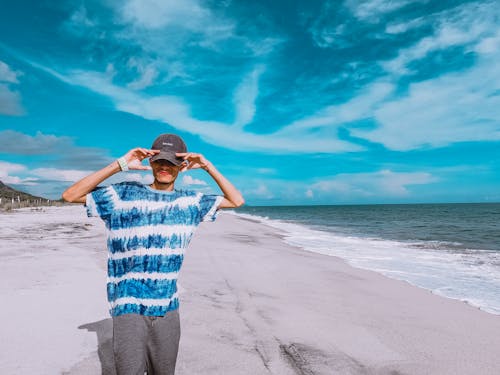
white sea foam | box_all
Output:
[231,211,500,315]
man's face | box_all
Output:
[150,159,181,184]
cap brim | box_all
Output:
[150,151,184,166]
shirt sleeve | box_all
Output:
[198,194,224,222]
[85,185,114,219]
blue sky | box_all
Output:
[1,0,499,205]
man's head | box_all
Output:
[149,134,187,185]
[150,134,187,165]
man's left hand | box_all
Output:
[176,152,212,172]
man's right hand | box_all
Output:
[123,148,160,170]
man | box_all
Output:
[62,134,244,375]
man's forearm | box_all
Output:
[205,163,244,208]
[62,161,121,203]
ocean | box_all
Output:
[232,203,500,315]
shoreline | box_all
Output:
[230,209,500,316]
[1,206,500,374]
[233,212,497,316]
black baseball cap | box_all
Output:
[150,134,187,166]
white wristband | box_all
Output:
[117,157,129,171]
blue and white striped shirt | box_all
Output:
[86,181,223,317]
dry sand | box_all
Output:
[1,206,500,374]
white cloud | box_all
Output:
[107,172,154,185]
[353,54,500,150]
[0,161,37,185]
[307,1,359,49]
[243,37,283,57]
[305,189,314,198]
[0,84,24,116]
[36,0,500,156]
[126,59,159,90]
[0,130,72,154]
[309,0,428,49]
[256,168,276,175]
[1,177,38,185]
[233,65,265,128]
[475,29,500,54]
[345,0,427,23]
[119,0,211,30]
[0,161,25,174]
[309,23,350,49]
[61,0,282,96]
[385,17,425,35]
[312,169,436,197]
[38,65,360,153]
[30,168,93,182]
[114,0,237,56]
[244,183,274,199]
[0,61,24,115]
[29,168,155,185]
[346,1,500,150]
[0,61,21,83]
[0,130,114,169]
[182,175,207,186]
[282,81,392,132]
[381,1,499,74]
[63,5,95,37]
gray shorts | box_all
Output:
[112,310,181,375]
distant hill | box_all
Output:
[0,180,54,208]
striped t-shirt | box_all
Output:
[86,181,223,317]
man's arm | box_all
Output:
[61,148,158,203]
[177,152,244,208]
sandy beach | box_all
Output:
[1,206,500,375]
